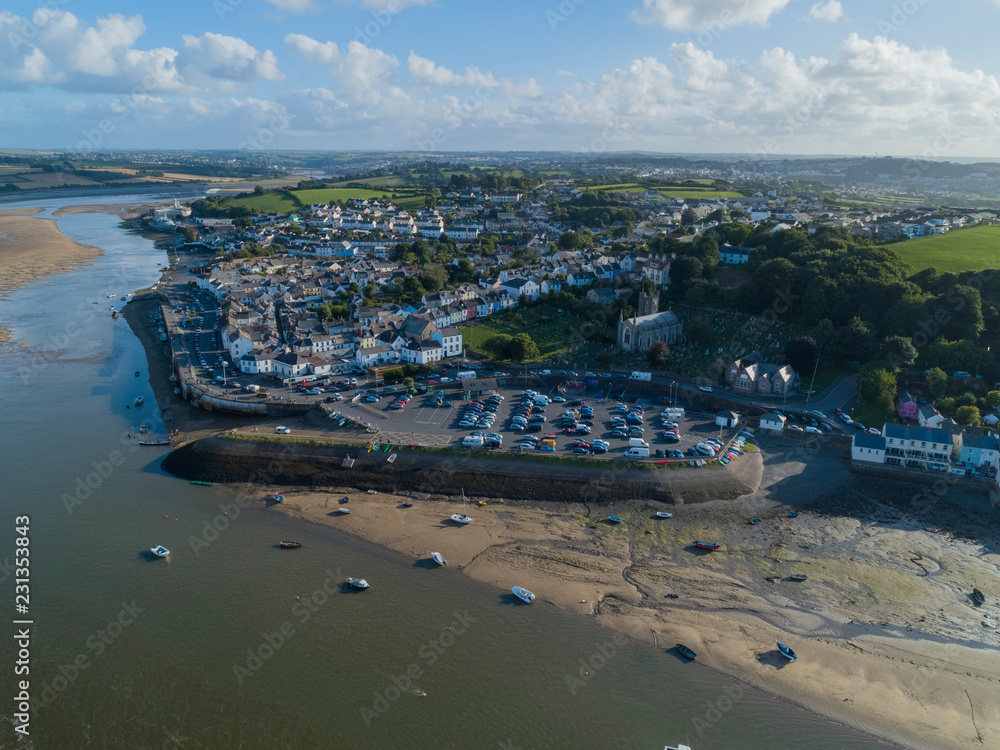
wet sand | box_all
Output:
[262,440,1000,750]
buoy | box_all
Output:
[164,515,168,518]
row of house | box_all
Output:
[851,423,1000,478]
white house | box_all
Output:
[852,433,887,464]
[760,413,786,432]
[719,244,751,264]
[499,277,540,301]
[715,410,738,428]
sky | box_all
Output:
[1,0,999,158]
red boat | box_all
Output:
[279,541,302,549]
[694,541,721,551]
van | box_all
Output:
[534,395,549,406]
[628,438,649,448]
[457,371,477,381]
[629,371,652,381]
[539,439,556,449]
[624,447,650,458]
[244,384,260,393]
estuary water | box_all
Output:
[0,192,897,749]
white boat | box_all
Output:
[450,514,473,524]
[387,453,397,464]
[347,577,370,589]
[664,745,692,750]
[431,552,446,566]
[338,507,352,514]
[512,586,535,604]
[655,512,674,518]
[134,396,144,406]
[150,545,169,558]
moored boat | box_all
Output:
[694,541,720,551]
[674,643,697,660]
[777,642,798,661]
[655,512,673,518]
[138,439,171,446]
[279,541,302,549]
[338,507,351,514]
[789,573,810,581]
[431,552,446,566]
[347,577,370,589]
[150,545,169,558]
[190,480,213,486]
[664,745,693,750]
[607,515,623,524]
[750,518,762,525]
[273,494,285,503]
[450,513,473,524]
[387,453,397,463]
[972,588,986,606]
[512,586,535,603]
[134,396,144,406]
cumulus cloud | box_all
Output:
[263,0,317,12]
[630,0,794,30]
[808,1,843,22]
[407,52,496,88]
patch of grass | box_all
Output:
[229,192,300,213]
[849,401,892,429]
[461,307,606,362]
[292,187,426,211]
[893,225,1000,274]
[803,365,854,394]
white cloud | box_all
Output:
[360,0,435,9]
[808,1,843,22]
[407,52,496,88]
[630,0,794,30]
[177,33,285,92]
[263,0,317,12]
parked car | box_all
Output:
[699,386,713,393]
[804,426,822,434]
[275,426,290,434]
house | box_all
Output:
[960,433,1000,474]
[760,413,786,432]
[852,433,887,464]
[882,424,953,468]
[715,410,739,428]
[641,258,671,287]
[726,352,796,397]
[916,402,942,428]
[499,277,540,301]
[897,390,919,421]
[719,244,751,265]
[587,287,619,306]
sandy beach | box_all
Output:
[0,208,106,340]
[258,439,1000,750]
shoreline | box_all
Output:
[244,447,1000,750]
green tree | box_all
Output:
[984,390,1000,410]
[646,340,670,368]
[859,365,897,414]
[403,377,415,391]
[956,405,981,426]
[181,226,198,243]
[925,367,948,397]
[877,336,918,371]
[508,332,539,363]
[668,256,703,290]
[784,336,821,375]
[482,334,513,360]
[681,207,698,226]
[685,315,712,345]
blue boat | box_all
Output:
[750,518,761,525]
[675,643,697,660]
[777,642,797,661]
[607,515,623,524]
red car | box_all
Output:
[573,440,590,448]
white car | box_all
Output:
[804,426,821,434]
[306,388,323,395]
[698,386,713,393]
[275,426,291,434]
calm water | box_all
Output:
[0,195,897,749]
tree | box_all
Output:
[508,332,539,363]
[956,405,981,426]
[403,377,415,391]
[668,256,703,290]
[482,334,513,360]
[646,340,670,368]
[181,226,198,243]
[876,336,918,371]
[685,315,712,345]
[926,367,948,398]
[784,336,821,376]
[984,390,1000,411]
[681,207,698,226]
[860,365,897,413]
[639,276,657,296]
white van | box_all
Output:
[457,370,477,381]
[629,371,652,381]
[534,395,550,406]
[628,437,649,448]
[624,447,650,458]
[462,434,484,447]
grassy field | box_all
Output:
[849,400,893,429]
[580,181,742,199]
[893,225,1000,273]
[229,192,300,213]
[461,308,609,364]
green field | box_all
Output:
[292,187,426,211]
[894,225,1000,273]
[461,308,607,364]
[229,192,300,213]
[580,181,742,199]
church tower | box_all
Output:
[638,290,659,317]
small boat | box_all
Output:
[694,541,721,551]
[150,545,169,558]
[366,489,376,494]
[138,439,171,446]
[431,552,446,566]
[664,745,693,750]
[450,513,473,524]
[789,573,810,581]
[279,541,302,549]
[338,507,352,514]
[607,515,623,524]
[401,501,413,508]
[134,370,140,377]
[387,453,397,464]
[190,480,214,487]
[675,643,697,660]
[134,396,144,406]
[512,586,535,603]
[777,642,798,661]
[788,512,799,518]
[139,424,148,434]
[972,588,986,606]
[750,518,762,525]
[340,496,350,504]
[273,494,285,503]
[347,577,370,589]
[477,500,486,506]
[655,512,673,518]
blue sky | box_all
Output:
[1,0,998,157]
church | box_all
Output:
[616,293,683,353]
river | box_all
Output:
[0,190,897,749]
